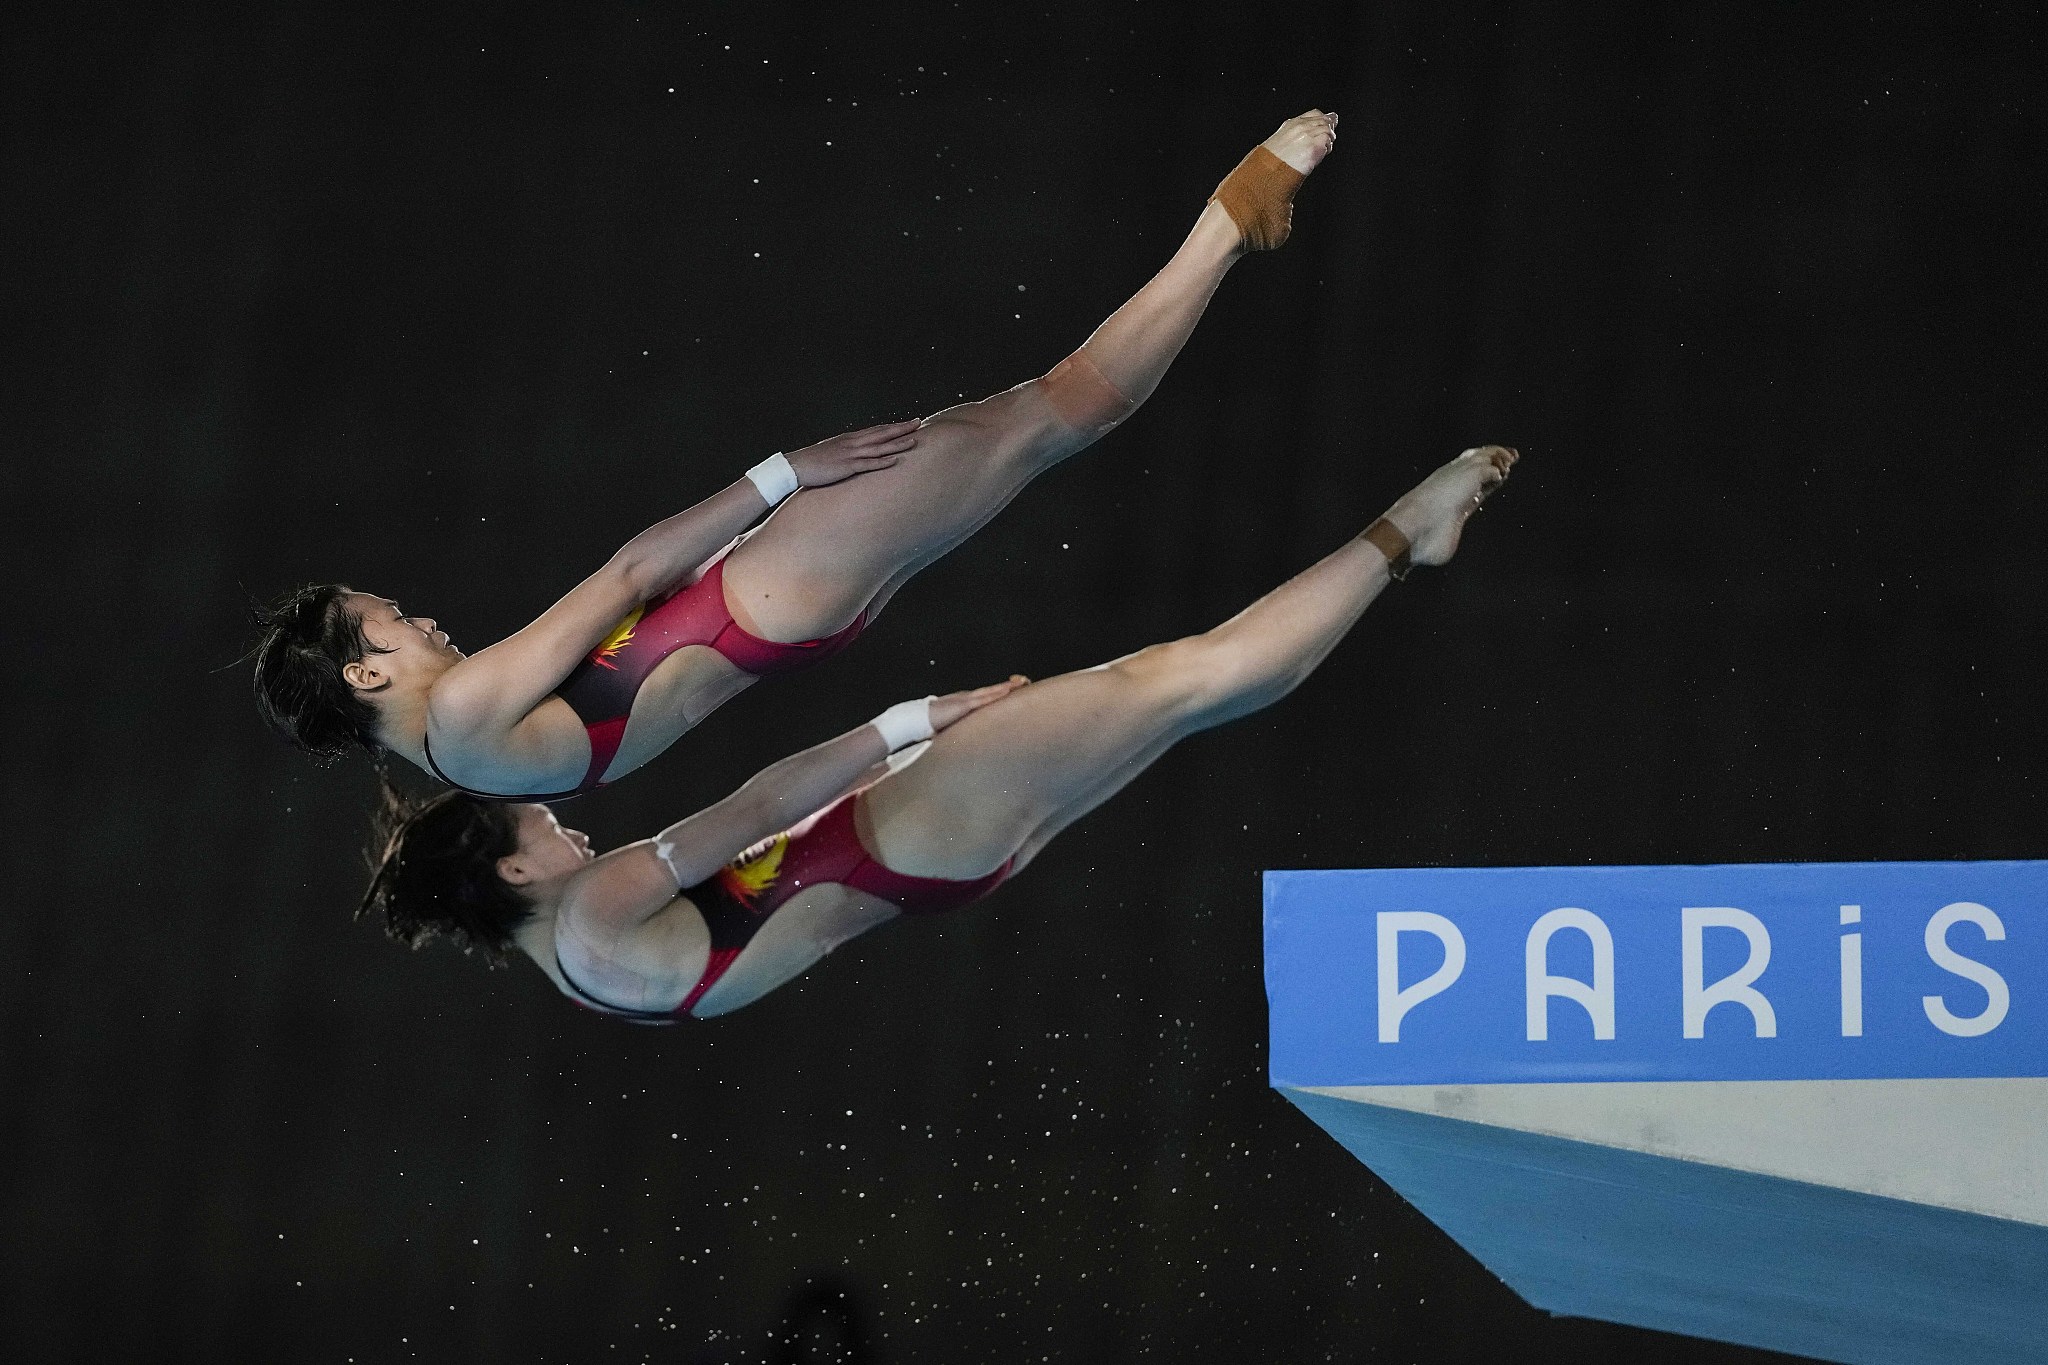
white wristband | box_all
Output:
[651,833,685,889]
[744,452,799,505]
[870,697,936,752]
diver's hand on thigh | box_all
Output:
[929,675,1031,733]
[785,420,923,487]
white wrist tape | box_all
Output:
[870,696,936,752]
[744,452,799,505]
[651,833,685,889]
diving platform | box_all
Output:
[1265,862,2048,1364]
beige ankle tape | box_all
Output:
[1363,518,1412,580]
[1039,351,1135,434]
[1209,145,1306,252]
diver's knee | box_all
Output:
[1105,637,1213,715]
[1035,349,1136,436]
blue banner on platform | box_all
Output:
[1264,861,2048,1087]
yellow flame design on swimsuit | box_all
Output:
[716,834,789,907]
[588,604,646,671]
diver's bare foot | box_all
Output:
[1380,446,1518,568]
[1261,110,1339,175]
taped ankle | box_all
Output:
[1209,145,1306,252]
[1362,518,1412,580]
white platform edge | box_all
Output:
[1296,1078,2048,1227]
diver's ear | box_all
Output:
[496,854,534,888]
[343,659,390,693]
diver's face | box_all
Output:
[342,594,465,693]
[508,803,596,883]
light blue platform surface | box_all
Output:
[1283,1088,2048,1365]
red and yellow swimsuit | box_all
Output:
[424,555,866,802]
[553,790,1012,1022]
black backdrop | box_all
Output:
[4,3,2041,1361]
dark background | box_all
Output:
[3,2,2041,1361]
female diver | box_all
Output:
[255,112,1340,801]
[359,447,1516,1020]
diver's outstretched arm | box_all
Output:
[429,423,917,736]
[564,678,1029,932]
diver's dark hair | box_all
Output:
[358,779,532,965]
[251,583,387,761]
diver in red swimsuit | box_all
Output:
[423,551,873,802]
[357,448,1515,1020]
[253,112,1342,800]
